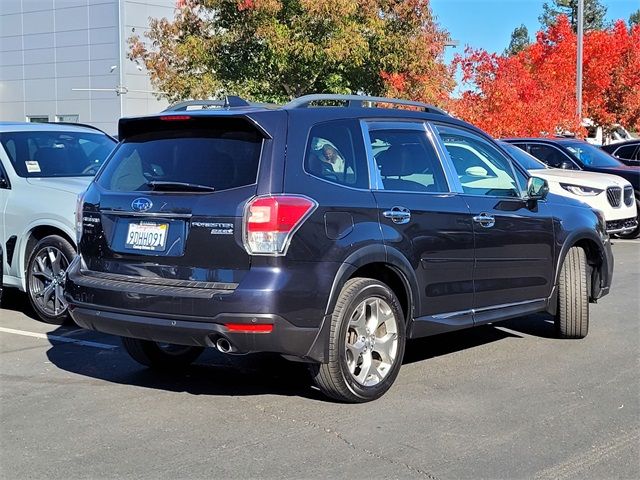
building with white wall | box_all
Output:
[0,0,176,135]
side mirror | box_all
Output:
[527,176,549,201]
[559,161,573,169]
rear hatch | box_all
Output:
[79,114,274,287]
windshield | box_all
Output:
[500,142,547,170]
[563,141,625,168]
[97,128,262,192]
[0,130,115,178]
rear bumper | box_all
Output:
[64,255,339,362]
[69,305,328,362]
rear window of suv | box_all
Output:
[97,122,263,192]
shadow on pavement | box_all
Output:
[39,312,557,401]
[0,287,41,321]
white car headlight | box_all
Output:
[560,183,603,196]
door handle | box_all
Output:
[383,206,411,224]
[472,212,495,228]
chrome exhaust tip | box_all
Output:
[216,337,232,354]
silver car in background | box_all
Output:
[0,122,116,323]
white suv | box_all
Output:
[501,142,637,235]
[0,122,116,323]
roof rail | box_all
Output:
[45,121,115,139]
[284,94,449,115]
[164,96,251,112]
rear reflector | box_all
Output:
[244,195,317,255]
[225,323,273,333]
[159,115,191,121]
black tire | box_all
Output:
[310,277,406,403]
[615,200,640,239]
[121,337,204,370]
[26,235,76,324]
[555,246,589,339]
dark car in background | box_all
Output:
[504,138,640,239]
[65,95,613,402]
[601,140,640,165]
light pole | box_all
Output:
[576,0,584,122]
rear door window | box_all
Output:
[367,127,449,192]
[97,122,263,192]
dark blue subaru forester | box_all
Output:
[65,95,613,402]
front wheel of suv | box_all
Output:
[27,235,75,324]
[121,337,204,370]
[310,277,406,403]
[555,246,589,339]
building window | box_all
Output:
[55,114,79,123]
[26,116,49,123]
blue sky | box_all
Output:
[431,0,639,63]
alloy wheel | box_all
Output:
[344,297,399,387]
[29,246,69,317]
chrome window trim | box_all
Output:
[424,122,463,193]
[359,119,380,190]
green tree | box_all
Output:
[539,0,607,32]
[504,24,530,56]
[129,0,455,104]
[630,9,640,27]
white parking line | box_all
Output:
[612,239,640,244]
[0,326,118,350]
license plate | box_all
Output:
[125,222,168,251]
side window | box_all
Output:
[367,127,448,192]
[614,145,636,159]
[304,120,368,189]
[528,144,576,169]
[435,124,521,197]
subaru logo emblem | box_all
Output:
[131,197,153,212]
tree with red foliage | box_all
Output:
[451,16,640,138]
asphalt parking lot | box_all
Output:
[1,240,638,480]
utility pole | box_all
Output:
[576,0,584,122]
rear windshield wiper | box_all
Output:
[145,181,216,192]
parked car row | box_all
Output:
[0,98,637,402]
[501,139,639,238]
[0,122,116,322]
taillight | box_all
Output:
[75,191,86,244]
[244,195,317,255]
